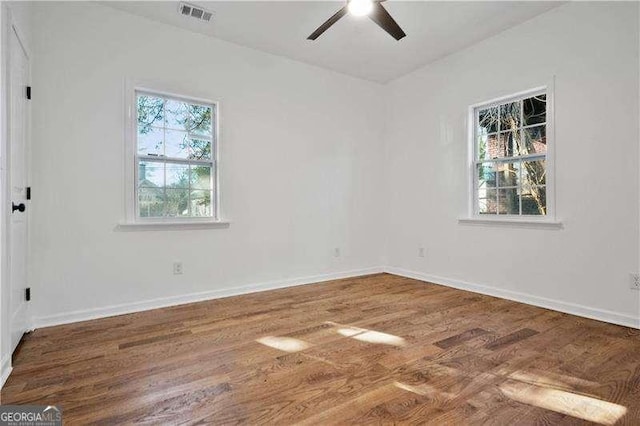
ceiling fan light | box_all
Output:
[348,0,373,17]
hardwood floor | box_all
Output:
[2,273,640,424]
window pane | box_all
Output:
[495,131,520,158]
[138,187,164,218]
[165,99,190,130]
[498,188,519,215]
[191,190,213,217]
[482,134,500,159]
[165,129,190,159]
[523,94,546,126]
[522,159,546,187]
[187,104,213,136]
[166,100,213,136]
[190,165,212,190]
[165,188,190,217]
[137,127,163,156]
[478,188,497,214]
[166,163,189,189]
[189,138,212,160]
[137,94,164,132]
[477,162,497,188]
[497,161,520,188]
[521,125,546,156]
[500,101,521,131]
[478,107,498,134]
[138,161,164,188]
[522,185,546,215]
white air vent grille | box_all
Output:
[178,3,213,22]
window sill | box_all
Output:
[114,221,230,232]
[458,217,563,229]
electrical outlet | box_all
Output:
[631,273,640,290]
[418,247,425,258]
[334,248,341,258]
[173,262,183,275]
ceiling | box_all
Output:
[105,1,561,83]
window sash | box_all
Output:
[134,90,217,221]
[471,89,548,217]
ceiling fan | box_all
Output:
[307,0,406,41]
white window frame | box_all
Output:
[462,83,560,228]
[119,80,228,230]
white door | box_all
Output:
[8,26,29,353]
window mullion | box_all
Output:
[519,99,524,216]
[162,159,167,218]
[519,159,523,215]
[188,165,192,217]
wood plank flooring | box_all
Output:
[2,273,640,424]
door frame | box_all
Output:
[0,3,31,388]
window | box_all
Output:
[470,87,552,219]
[132,89,218,222]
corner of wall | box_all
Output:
[0,353,11,388]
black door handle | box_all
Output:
[12,202,25,213]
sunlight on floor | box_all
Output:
[256,336,311,352]
[328,322,407,347]
[509,370,598,393]
[394,381,452,400]
[500,380,627,425]
[349,330,406,346]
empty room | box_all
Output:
[0,0,638,424]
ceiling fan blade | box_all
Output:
[369,3,406,40]
[307,6,348,40]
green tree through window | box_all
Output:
[136,91,215,219]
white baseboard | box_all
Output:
[30,265,640,331]
[385,266,640,330]
[32,267,384,329]
[1,354,11,389]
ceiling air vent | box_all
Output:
[178,3,213,22]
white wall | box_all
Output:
[384,2,640,325]
[24,2,640,330]
[28,2,385,323]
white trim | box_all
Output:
[114,220,230,232]
[458,216,562,229]
[32,267,384,328]
[0,4,9,384]
[123,79,223,226]
[468,85,547,111]
[0,354,11,389]
[1,4,32,386]
[385,267,640,330]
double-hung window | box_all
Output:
[133,90,218,222]
[470,88,552,218]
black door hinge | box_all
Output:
[26,86,31,100]
[26,187,31,200]
[25,287,30,301]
